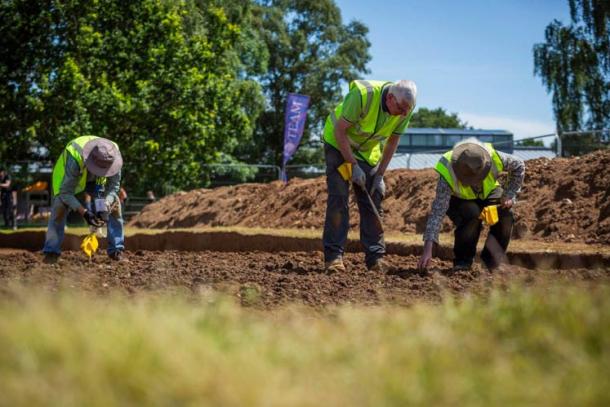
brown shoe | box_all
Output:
[108,251,124,261]
[43,253,60,264]
[368,258,388,272]
[324,257,346,273]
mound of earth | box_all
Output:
[129,150,610,244]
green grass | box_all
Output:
[0,285,609,406]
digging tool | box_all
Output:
[337,162,384,231]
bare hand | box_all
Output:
[417,241,434,270]
[501,197,514,208]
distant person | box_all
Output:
[322,79,417,273]
[43,137,125,263]
[417,138,525,271]
[11,182,18,230]
[0,167,15,229]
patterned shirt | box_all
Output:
[423,151,525,243]
[57,155,121,211]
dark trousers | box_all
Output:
[1,194,14,228]
[446,188,514,269]
[322,144,384,268]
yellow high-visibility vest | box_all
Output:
[323,80,405,166]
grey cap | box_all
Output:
[82,138,123,177]
[451,141,491,186]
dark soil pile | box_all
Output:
[2,250,608,308]
[129,150,610,244]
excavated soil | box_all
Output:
[1,250,608,308]
[130,150,610,244]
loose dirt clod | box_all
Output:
[1,250,608,309]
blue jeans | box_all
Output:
[322,144,385,268]
[43,197,125,255]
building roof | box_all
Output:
[401,128,513,136]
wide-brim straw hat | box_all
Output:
[82,138,123,177]
[451,141,491,186]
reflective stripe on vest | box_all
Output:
[435,143,504,200]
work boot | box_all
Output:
[108,251,124,261]
[43,253,60,264]
[324,257,346,273]
[452,261,472,272]
[367,258,388,273]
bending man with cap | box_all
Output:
[418,138,524,271]
[323,79,417,273]
[43,136,124,262]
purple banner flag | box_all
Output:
[282,93,310,181]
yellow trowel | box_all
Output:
[81,233,99,259]
[479,205,499,226]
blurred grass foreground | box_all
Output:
[0,285,609,406]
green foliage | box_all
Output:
[0,285,609,405]
[0,0,265,194]
[237,0,371,167]
[409,107,469,129]
[533,0,610,132]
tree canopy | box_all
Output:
[409,107,469,129]
[0,0,266,193]
[0,0,372,192]
[533,0,610,132]
[236,0,371,167]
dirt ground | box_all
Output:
[130,150,610,245]
[1,249,608,308]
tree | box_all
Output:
[0,0,265,194]
[237,0,371,166]
[533,0,610,133]
[409,107,469,129]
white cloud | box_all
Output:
[460,112,556,140]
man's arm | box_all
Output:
[497,151,525,200]
[0,176,10,189]
[57,156,86,214]
[375,134,400,175]
[418,177,452,270]
[334,118,357,165]
[104,172,121,209]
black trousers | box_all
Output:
[1,194,14,228]
[446,188,514,269]
[322,144,384,268]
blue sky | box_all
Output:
[333,0,571,139]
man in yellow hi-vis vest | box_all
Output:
[323,79,417,273]
[418,138,525,271]
[43,136,124,263]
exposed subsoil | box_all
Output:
[130,150,610,245]
[1,250,608,308]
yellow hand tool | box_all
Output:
[81,233,99,259]
[337,161,352,181]
[479,205,499,226]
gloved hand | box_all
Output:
[351,164,366,189]
[370,174,385,197]
[83,209,104,227]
